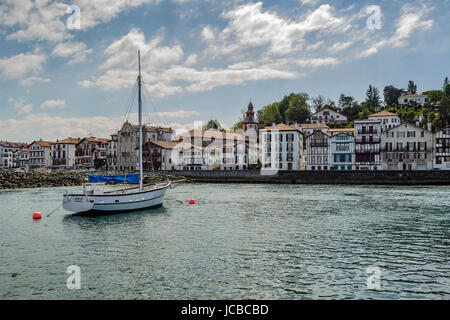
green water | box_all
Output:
[0,184,449,299]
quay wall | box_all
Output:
[155,170,450,185]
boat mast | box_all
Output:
[138,50,143,191]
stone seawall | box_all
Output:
[0,171,188,190]
[153,170,450,185]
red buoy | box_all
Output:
[189,199,196,205]
[33,212,42,220]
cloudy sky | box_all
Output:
[0,0,448,142]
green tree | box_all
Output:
[444,84,450,97]
[422,90,443,104]
[443,77,449,91]
[383,85,404,106]
[364,85,381,112]
[260,103,281,127]
[284,94,311,124]
[203,120,224,131]
[407,80,417,95]
[312,95,325,112]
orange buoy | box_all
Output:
[32,212,42,220]
[189,199,196,205]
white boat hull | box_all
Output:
[63,182,170,214]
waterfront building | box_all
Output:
[242,101,259,135]
[354,120,381,170]
[117,121,175,171]
[28,140,54,169]
[177,129,249,170]
[142,140,180,171]
[18,150,30,168]
[310,107,348,125]
[381,123,434,170]
[398,94,428,106]
[433,127,450,170]
[368,111,401,132]
[51,138,79,170]
[0,141,27,168]
[107,134,118,171]
[299,123,329,137]
[330,130,355,170]
[260,124,304,171]
[75,137,108,169]
[306,130,331,170]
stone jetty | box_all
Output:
[0,171,189,190]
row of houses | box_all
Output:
[0,121,177,171]
[2,105,450,172]
[261,111,450,171]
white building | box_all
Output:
[18,150,30,169]
[330,131,355,170]
[51,138,79,169]
[398,94,428,106]
[306,130,331,170]
[434,127,450,170]
[0,142,27,168]
[260,124,304,171]
[299,123,329,137]
[107,134,118,171]
[310,107,348,125]
[368,111,401,132]
[29,140,54,168]
[354,120,381,170]
[381,123,434,170]
[176,129,250,171]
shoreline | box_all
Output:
[152,170,450,186]
[0,171,189,190]
[1,170,450,190]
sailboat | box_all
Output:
[63,51,171,214]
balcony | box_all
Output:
[355,138,380,144]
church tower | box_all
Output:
[242,101,259,134]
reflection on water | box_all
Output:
[0,184,449,299]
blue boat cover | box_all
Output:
[88,174,140,184]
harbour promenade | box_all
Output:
[2,170,450,189]
[154,170,450,185]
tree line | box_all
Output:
[231,77,450,131]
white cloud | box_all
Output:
[41,99,67,109]
[0,51,47,80]
[100,28,184,70]
[0,110,201,142]
[357,4,434,58]
[51,41,93,64]
[11,98,34,115]
[0,0,160,42]
[20,76,52,86]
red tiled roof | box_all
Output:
[368,111,399,117]
[262,123,300,132]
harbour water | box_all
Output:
[0,184,449,299]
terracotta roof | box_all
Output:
[328,128,355,136]
[178,129,247,141]
[299,123,329,129]
[262,123,301,132]
[79,137,109,144]
[311,107,346,117]
[0,141,28,148]
[401,94,427,97]
[368,111,399,118]
[56,138,80,144]
[30,140,55,147]
[144,140,181,150]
